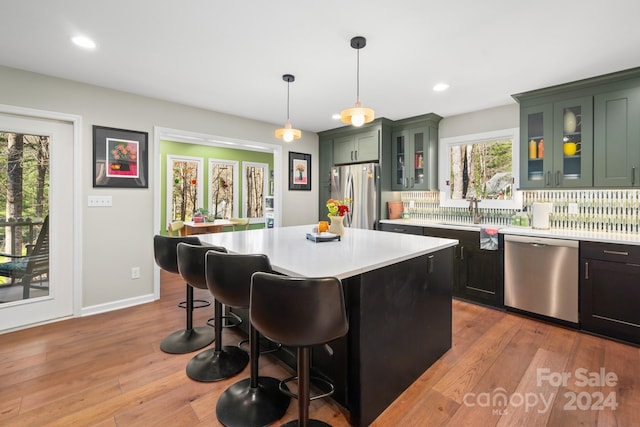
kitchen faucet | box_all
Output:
[468,197,482,224]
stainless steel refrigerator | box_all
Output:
[330,163,379,230]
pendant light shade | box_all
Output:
[341,36,375,127]
[275,74,301,142]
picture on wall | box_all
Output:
[288,151,311,191]
[93,125,148,188]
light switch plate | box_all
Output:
[88,195,112,207]
[568,203,579,214]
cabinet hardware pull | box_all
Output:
[633,166,636,186]
[410,177,414,188]
[404,178,408,188]
[427,254,434,274]
[354,150,358,161]
[393,228,405,233]
[556,170,560,186]
[350,151,354,161]
[460,246,464,260]
[546,171,550,186]
[585,261,589,280]
[603,250,629,256]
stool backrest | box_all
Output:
[250,272,349,347]
[167,220,185,236]
[205,251,272,309]
[153,235,201,274]
[177,242,227,290]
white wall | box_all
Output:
[439,103,519,139]
[0,65,318,311]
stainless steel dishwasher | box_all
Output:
[504,234,579,324]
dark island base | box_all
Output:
[230,246,454,426]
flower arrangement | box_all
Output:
[326,198,351,217]
[295,163,305,173]
[111,143,137,162]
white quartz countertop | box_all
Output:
[380,219,640,246]
[197,224,458,280]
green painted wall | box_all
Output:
[160,140,274,233]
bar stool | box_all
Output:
[153,235,214,354]
[176,242,249,382]
[250,272,349,427]
[208,251,290,427]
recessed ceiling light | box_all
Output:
[433,82,450,92]
[72,35,96,49]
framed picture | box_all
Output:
[288,151,311,191]
[93,125,148,188]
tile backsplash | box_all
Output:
[399,189,640,234]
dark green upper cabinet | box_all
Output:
[514,67,640,189]
[517,97,593,189]
[594,88,640,187]
[391,114,442,191]
[332,128,379,164]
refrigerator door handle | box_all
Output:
[346,170,354,226]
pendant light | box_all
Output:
[275,74,301,142]
[340,36,375,127]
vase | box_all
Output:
[328,215,345,236]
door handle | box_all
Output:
[603,250,629,256]
[584,261,589,280]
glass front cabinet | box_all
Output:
[391,114,441,191]
[519,97,593,189]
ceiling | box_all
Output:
[2,1,640,133]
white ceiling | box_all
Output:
[2,1,640,133]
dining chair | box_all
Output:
[230,217,249,231]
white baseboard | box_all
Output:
[80,293,156,317]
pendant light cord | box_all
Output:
[286,81,290,121]
[356,47,360,103]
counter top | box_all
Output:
[197,224,458,280]
[380,219,640,246]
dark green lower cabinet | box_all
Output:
[580,242,640,345]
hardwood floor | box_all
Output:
[1,272,638,426]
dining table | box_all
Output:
[179,219,240,236]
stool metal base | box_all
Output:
[281,420,332,427]
[159,326,214,354]
[186,346,249,382]
[178,298,211,309]
[216,376,290,427]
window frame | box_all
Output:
[166,155,204,221]
[242,161,269,224]
[208,158,239,220]
[438,128,522,210]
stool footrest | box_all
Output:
[207,314,242,329]
[178,299,211,309]
[278,375,335,401]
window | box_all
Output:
[243,162,268,222]
[209,159,238,219]
[0,131,50,301]
[439,128,521,209]
[167,155,203,221]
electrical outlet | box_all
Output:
[568,203,579,215]
[88,195,113,207]
[131,267,140,279]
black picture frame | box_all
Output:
[93,125,148,188]
[288,151,311,191]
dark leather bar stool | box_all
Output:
[208,251,290,427]
[251,272,349,427]
[153,235,214,354]
[176,242,249,382]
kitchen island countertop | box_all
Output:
[198,223,457,279]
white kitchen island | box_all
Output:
[199,225,458,426]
